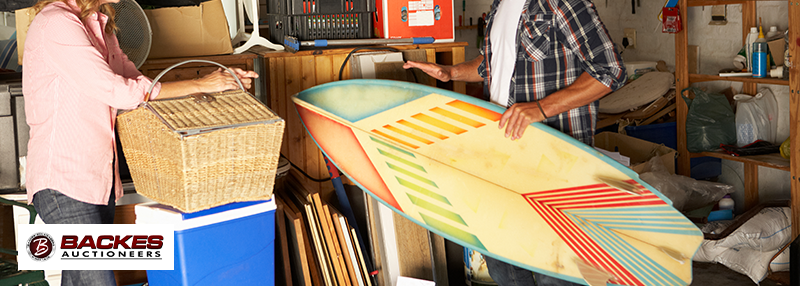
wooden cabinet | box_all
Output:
[674,0,797,236]
[138,53,263,100]
[251,43,468,195]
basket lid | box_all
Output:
[145,90,281,136]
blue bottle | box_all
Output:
[752,27,769,78]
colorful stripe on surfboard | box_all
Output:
[526,183,695,286]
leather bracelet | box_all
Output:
[535,100,547,118]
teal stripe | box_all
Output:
[378,149,426,172]
[407,193,467,226]
[603,226,701,236]
[387,162,438,188]
[370,136,415,158]
[396,177,451,205]
[420,213,486,251]
[590,221,696,228]
[576,216,690,223]
[569,213,686,286]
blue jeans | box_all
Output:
[485,255,581,286]
[32,188,117,286]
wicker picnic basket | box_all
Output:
[116,60,284,212]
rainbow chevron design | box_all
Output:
[293,79,702,286]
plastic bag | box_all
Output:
[734,93,770,146]
[755,87,779,143]
[683,87,737,152]
[638,156,734,211]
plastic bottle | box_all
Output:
[746,27,759,72]
[718,195,735,210]
[767,26,782,39]
[752,26,769,78]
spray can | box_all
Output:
[752,26,768,78]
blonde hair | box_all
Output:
[31,0,117,33]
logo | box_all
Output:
[26,232,55,261]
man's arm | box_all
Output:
[498,72,611,140]
[402,55,485,83]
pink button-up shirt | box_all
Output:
[22,0,161,205]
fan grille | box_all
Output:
[111,0,152,68]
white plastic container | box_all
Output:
[746,27,759,72]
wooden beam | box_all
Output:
[675,0,691,177]
[743,163,759,211]
[789,0,800,238]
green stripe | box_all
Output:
[420,213,486,252]
[407,193,466,226]
[396,177,451,205]
[387,162,438,188]
[370,136,414,158]
[378,149,426,172]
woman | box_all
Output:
[22,0,259,285]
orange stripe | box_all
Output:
[372,129,419,149]
[383,125,434,145]
[446,100,502,121]
[411,113,467,135]
[429,107,485,128]
[397,119,449,140]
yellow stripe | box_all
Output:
[446,100,502,121]
[397,119,449,140]
[411,113,467,135]
[383,125,434,145]
[429,107,485,128]
[372,129,419,149]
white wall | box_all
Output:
[456,0,792,211]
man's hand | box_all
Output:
[498,102,546,140]
[403,61,453,82]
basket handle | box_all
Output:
[145,59,246,102]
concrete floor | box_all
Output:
[691,262,784,286]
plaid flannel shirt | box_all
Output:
[478,0,626,145]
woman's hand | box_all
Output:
[155,67,260,100]
[196,67,259,93]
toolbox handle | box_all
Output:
[145,59,246,102]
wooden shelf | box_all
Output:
[688,74,789,85]
[691,151,790,171]
[688,0,784,7]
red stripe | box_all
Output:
[526,195,645,285]
[541,195,661,205]
[530,198,640,285]
[529,188,642,200]
[534,192,658,203]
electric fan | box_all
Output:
[110,0,152,68]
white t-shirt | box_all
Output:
[489,0,526,107]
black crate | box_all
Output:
[268,13,373,42]
[267,0,374,42]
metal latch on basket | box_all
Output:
[191,93,216,103]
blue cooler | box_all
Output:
[624,122,722,179]
[135,199,276,286]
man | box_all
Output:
[404,0,625,284]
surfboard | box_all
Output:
[292,79,703,286]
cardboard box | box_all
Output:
[145,0,233,59]
[15,0,234,62]
[594,132,677,174]
[767,38,785,67]
[374,0,454,42]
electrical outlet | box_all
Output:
[624,28,636,49]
